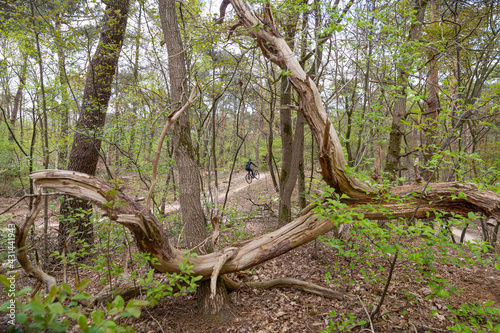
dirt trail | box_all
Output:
[163,170,273,214]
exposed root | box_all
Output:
[223,276,347,301]
[87,281,145,307]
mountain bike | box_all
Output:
[245,169,260,184]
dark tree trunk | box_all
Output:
[278,19,299,223]
[280,112,306,222]
[59,0,130,251]
[158,0,207,250]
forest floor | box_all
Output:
[0,167,499,332]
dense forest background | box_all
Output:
[0,0,499,331]
[1,0,498,199]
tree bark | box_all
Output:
[278,16,299,223]
[421,0,440,181]
[159,0,226,315]
[384,0,428,179]
[280,112,305,223]
[158,0,207,251]
[58,0,130,251]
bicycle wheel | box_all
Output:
[245,173,252,184]
[254,170,260,180]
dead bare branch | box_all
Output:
[146,82,199,210]
[0,192,66,215]
[225,276,347,300]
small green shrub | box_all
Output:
[447,301,500,333]
[0,277,148,332]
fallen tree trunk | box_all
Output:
[17,169,500,292]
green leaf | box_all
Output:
[75,280,90,292]
[61,283,72,294]
[77,314,88,329]
[71,293,91,300]
[0,275,11,288]
[126,307,141,318]
[113,295,125,311]
[126,300,149,308]
[91,309,104,323]
[15,313,28,325]
[28,299,45,313]
[48,302,64,314]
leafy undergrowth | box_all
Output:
[118,233,499,333]
[0,171,499,332]
[1,214,499,332]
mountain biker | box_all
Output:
[245,158,257,178]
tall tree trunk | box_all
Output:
[278,18,299,222]
[280,112,306,222]
[159,0,227,316]
[384,0,428,179]
[422,0,441,181]
[59,0,130,252]
[159,0,207,250]
[9,54,28,142]
[34,14,50,264]
[54,19,70,168]
[128,5,142,165]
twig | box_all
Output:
[0,192,66,215]
[146,82,198,210]
[371,251,398,320]
[357,295,375,333]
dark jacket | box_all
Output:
[245,160,256,170]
